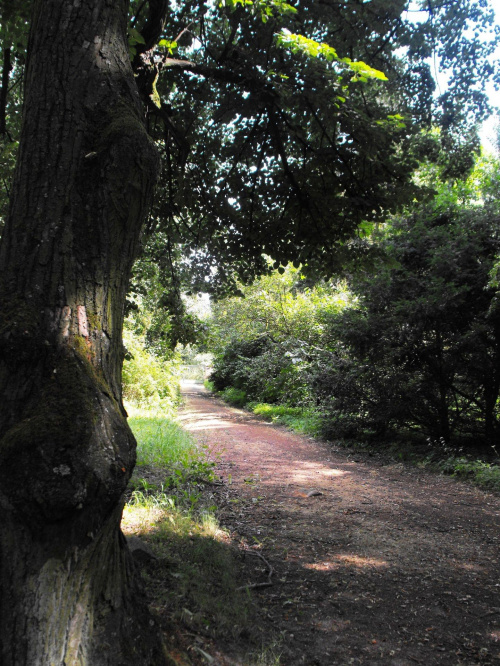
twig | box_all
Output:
[237,581,273,591]
[174,23,194,44]
[237,549,274,591]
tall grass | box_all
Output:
[128,407,199,468]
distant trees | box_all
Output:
[209,266,350,404]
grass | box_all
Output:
[124,408,262,657]
[250,403,322,436]
[220,386,248,407]
[203,379,215,392]
[246,640,283,665]
[426,454,500,492]
[128,406,200,468]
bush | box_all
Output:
[122,329,180,414]
[311,206,500,446]
[210,336,312,406]
[220,387,247,407]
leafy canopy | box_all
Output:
[1,0,498,301]
[127,0,498,300]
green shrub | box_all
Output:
[252,403,303,420]
[220,386,247,407]
[311,207,500,447]
[251,402,321,436]
[433,456,500,492]
[210,336,313,406]
[122,329,180,414]
[204,379,215,392]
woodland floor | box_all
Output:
[174,381,500,665]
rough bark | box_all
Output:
[0,1,167,664]
[483,322,500,444]
[0,46,12,136]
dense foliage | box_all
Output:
[122,326,181,413]
[134,0,498,313]
[209,153,500,449]
[209,265,353,404]
[1,1,498,342]
[316,205,500,444]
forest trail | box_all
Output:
[178,381,500,666]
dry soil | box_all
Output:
[177,381,500,666]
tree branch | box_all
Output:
[140,0,169,53]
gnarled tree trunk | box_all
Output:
[0,1,167,663]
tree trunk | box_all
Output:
[0,1,167,663]
[483,322,500,445]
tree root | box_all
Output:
[237,549,274,591]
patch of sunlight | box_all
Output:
[199,510,228,540]
[335,554,389,569]
[122,503,229,544]
[183,422,237,431]
[318,468,349,478]
[177,410,217,420]
[304,554,389,571]
[457,561,486,573]
[178,413,237,431]
[122,504,167,535]
[178,409,222,418]
[290,461,349,483]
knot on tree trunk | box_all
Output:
[0,344,135,530]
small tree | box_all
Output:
[209,266,351,405]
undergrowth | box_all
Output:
[249,403,322,436]
[331,434,500,493]
[220,386,248,407]
[423,444,500,492]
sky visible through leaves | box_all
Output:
[402,0,499,149]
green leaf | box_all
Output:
[158,39,178,54]
[128,27,146,45]
[277,31,387,82]
[276,31,338,61]
[341,58,388,82]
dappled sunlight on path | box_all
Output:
[179,381,500,665]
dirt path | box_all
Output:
[178,381,500,666]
